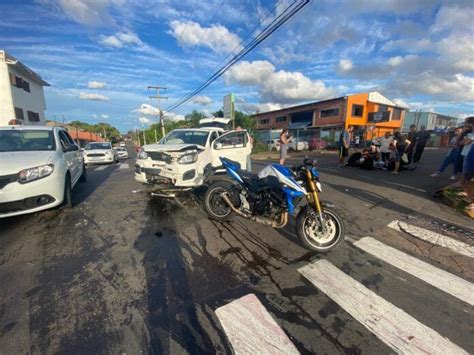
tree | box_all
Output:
[185,110,205,128]
[212,109,224,118]
[234,110,256,131]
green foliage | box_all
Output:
[68,120,121,142]
[185,110,206,128]
[212,109,224,117]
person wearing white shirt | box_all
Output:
[378,131,393,162]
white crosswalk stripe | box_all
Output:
[215,293,299,355]
[298,259,468,355]
[94,165,109,171]
[119,163,129,170]
[354,237,474,306]
[388,220,474,258]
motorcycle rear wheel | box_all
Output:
[296,207,345,252]
[204,181,236,221]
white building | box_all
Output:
[0,50,49,126]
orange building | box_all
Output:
[252,91,407,142]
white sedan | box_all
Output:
[0,125,86,218]
[115,147,129,159]
[83,142,117,165]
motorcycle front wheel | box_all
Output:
[204,181,236,221]
[296,207,345,252]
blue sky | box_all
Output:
[1,0,473,132]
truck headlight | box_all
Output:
[138,150,148,159]
[19,164,54,184]
[177,151,198,164]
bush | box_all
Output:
[252,141,269,154]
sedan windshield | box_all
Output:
[0,130,55,152]
[160,131,209,146]
[85,142,112,150]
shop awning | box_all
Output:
[288,121,312,129]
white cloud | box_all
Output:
[79,92,110,101]
[53,0,124,26]
[169,20,242,53]
[88,80,107,89]
[393,98,409,108]
[133,103,160,116]
[99,31,143,48]
[164,112,185,122]
[138,116,152,126]
[92,114,97,118]
[191,95,213,106]
[338,59,353,72]
[101,114,109,119]
[224,60,336,104]
[238,101,283,114]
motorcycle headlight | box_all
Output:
[178,151,198,164]
[138,150,148,160]
[19,164,54,184]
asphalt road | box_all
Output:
[0,146,473,354]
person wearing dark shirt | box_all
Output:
[413,125,431,163]
[406,124,417,163]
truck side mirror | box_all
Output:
[214,142,223,150]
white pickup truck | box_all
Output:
[134,127,252,196]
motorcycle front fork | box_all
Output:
[305,171,326,231]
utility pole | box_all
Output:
[148,86,168,138]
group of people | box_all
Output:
[339,125,429,174]
[430,116,473,188]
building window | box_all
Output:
[260,119,270,124]
[27,111,40,122]
[392,108,401,121]
[14,107,24,120]
[320,108,339,118]
[276,116,286,122]
[352,104,363,117]
[9,73,30,93]
[378,105,388,112]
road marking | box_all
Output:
[119,163,129,170]
[354,237,474,306]
[94,165,109,171]
[298,260,468,355]
[388,220,474,258]
[215,293,299,355]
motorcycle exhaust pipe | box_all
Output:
[220,192,288,228]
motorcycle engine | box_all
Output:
[253,189,286,217]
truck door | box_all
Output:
[211,130,252,170]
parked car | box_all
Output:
[0,125,86,218]
[119,141,126,147]
[308,137,328,150]
[115,147,129,159]
[265,139,308,152]
[83,142,117,165]
[135,128,252,196]
[265,139,280,152]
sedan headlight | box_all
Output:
[177,150,198,164]
[19,164,54,184]
[138,150,148,159]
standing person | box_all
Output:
[338,126,353,167]
[413,125,431,163]
[454,117,474,187]
[430,127,462,180]
[279,128,291,165]
[354,135,360,148]
[406,124,417,163]
[379,131,393,163]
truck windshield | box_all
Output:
[85,142,112,150]
[0,130,55,152]
[160,131,209,146]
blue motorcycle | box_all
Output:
[204,157,345,252]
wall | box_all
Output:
[313,98,345,127]
[345,93,369,128]
[8,66,47,126]
[0,62,14,125]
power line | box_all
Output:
[165,0,309,112]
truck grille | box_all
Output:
[148,151,172,164]
[87,153,105,157]
[0,174,18,189]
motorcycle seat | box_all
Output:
[238,170,280,192]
